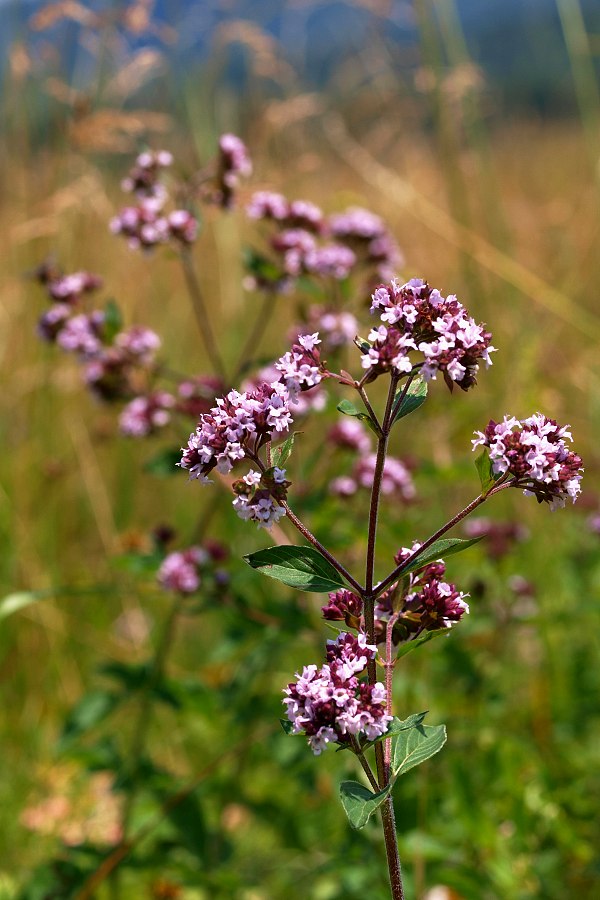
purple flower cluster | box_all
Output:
[321,589,363,628]
[245,193,402,286]
[472,414,583,510]
[274,332,325,397]
[365,278,495,391]
[120,150,173,199]
[294,307,358,351]
[179,382,295,482]
[217,134,252,208]
[375,544,470,643]
[110,149,198,250]
[283,632,392,755]
[110,199,197,251]
[158,545,208,593]
[119,391,176,438]
[231,467,289,528]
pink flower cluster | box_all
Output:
[297,307,359,350]
[216,134,252,208]
[283,632,392,755]
[157,540,229,594]
[119,391,176,437]
[463,517,529,560]
[232,467,289,528]
[366,278,495,390]
[472,414,583,509]
[376,544,470,643]
[179,382,295,482]
[245,193,402,285]
[110,149,197,250]
[274,332,325,396]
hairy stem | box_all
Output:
[361,374,405,900]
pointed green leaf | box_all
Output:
[272,434,296,468]
[475,448,500,493]
[395,537,484,578]
[392,723,447,777]
[336,400,380,436]
[339,779,392,829]
[393,377,428,423]
[395,629,449,659]
[244,545,345,593]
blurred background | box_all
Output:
[1,1,600,898]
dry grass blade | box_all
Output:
[323,114,600,340]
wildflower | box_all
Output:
[328,418,371,455]
[321,589,363,626]
[119,392,176,438]
[286,199,324,232]
[217,133,252,208]
[304,243,356,279]
[354,454,416,501]
[115,326,161,364]
[274,333,324,397]
[376,543,469,643]
[246,190,289,221]
[179,382,295,481]
[365,278,495,390]
[121,149,173,199]
[177,375,223,419]
[283,632,391,754]
[472,413,583,509]
[47,271,103,304]
[56,311,105,357]
[231,467,288,528]
[109,199,170,251]
[37,303,71,342]
[158,546,208,593]
[167,209,198,244]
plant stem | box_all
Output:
[373,491,490,599]
[281,500,363,595]
[231,290,273,383]
[179,247,228,383]
[361,375,405,900]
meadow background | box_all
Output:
[1,1,600,897]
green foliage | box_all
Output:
[475,448,500,493]
[244,545,345,592]
[392,376,428,423]
[272,433,296,467]
[337,398,381,435]
[394,536,484,578]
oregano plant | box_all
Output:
[30,138,583,898]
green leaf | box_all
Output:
[336,399,380,436]
[475,448,499,493]
[396,537,484,578]
[59,690,121,747]
[354,335,371,354]
[280,718,296,735]
[103,299,123,343]
[395,629,448,659]
[393,377,427,423]
[358,713,428,750]
[392,723,447,777]
[339,779,392,829]
[144,448,182,477]
[244,546,344,593]
[272,434,296,467]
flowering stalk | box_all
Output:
[179,247,228,383]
